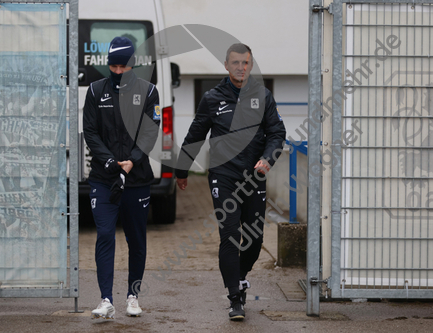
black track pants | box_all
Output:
[208,171,266,289]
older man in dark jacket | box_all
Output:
[175,43,286,321]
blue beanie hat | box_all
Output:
[108,36,135,66]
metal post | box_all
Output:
[68,0,80,306]
[69,297,83,314]
[307,0,323,317]
[289,142,299,224]
[330,0,343,298]
[321,0,334,292]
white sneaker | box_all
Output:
[91,298,115,319]
[126,295,142,317]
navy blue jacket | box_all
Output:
[83,74,160,187]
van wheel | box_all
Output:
[151,187,176,224]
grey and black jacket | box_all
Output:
[83,74,160,187]
[175,76,286,180]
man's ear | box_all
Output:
[224,61,229,72]
[248,53,253,70]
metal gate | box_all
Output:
[308,0,433,316]
[0,0,79,307]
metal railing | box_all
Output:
[308,0,433,316]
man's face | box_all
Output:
[224,52,253,85]
[109,64,132,74]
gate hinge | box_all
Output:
[310,277,329,285]
[312,3,333,14]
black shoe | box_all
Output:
[239,280,250,305]
[239,290,247,306]
[239,289,246,306]
[227,294,245,321]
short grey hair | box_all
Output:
[225,43,253,62]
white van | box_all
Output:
[76,0,180,224]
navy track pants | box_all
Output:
[88,180,150,301]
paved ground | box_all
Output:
[1,174,433,332]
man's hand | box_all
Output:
[119,160,133,174]
[104,158,121,174]
[109,169,127,204]
[176,178,188,190]
[254,159,271,175]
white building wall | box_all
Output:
[160,0,309,75]
[162,0,310,145]
[273,75,309,142]
[173,77,209,173]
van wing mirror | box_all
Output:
[170,62,181,88]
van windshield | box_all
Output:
[79,20,156,86]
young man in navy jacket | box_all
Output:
[83,36,160,319]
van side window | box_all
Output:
[78,20,156,86]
